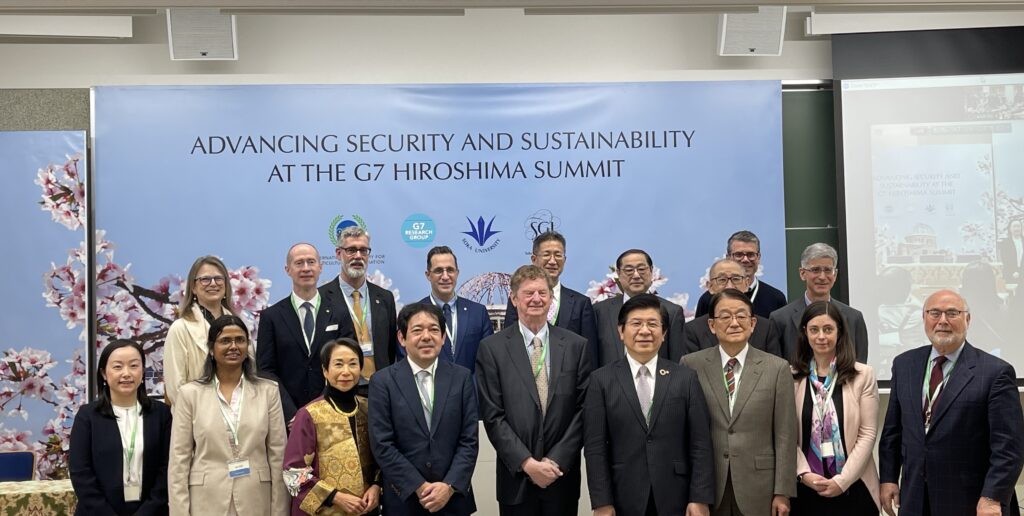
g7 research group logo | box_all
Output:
[401,213,436,248]
[461,216,502,253]
[328,214,368,247]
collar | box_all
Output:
[626,352,659,379]
[291,290,320,306]
[339,276,368,299]
[929,341,966,362]
[719,343,750,368]
[552,282,561,300]
[409,358,438,377]
[518,320,549,347]
[749,276,760,290]
[804,292,830,306]
[430,293,458,309]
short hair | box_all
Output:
[397,302,445,338]
[198,315,258,384]
[426,245,459,271]
[285,242,319,266]
[95,339,152,418]
[792,301,858,385]
[800,242,838,268]
[532,231,566,255]
[178,255,237,322]
[709,258,745,276]
[617,293,669,330]
[319,337,364,371]
[509,264,552,295]
[615,249,653,270]
[338,226,370,245]
[727,230,761,254]
[708,288,753,316]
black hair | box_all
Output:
[397,302,445,338]
[319,337,364,371]
[791,301,858,385]
[708,288,753,316]
[197,315,258,384]
[95,339,152,418]
[532,231,566,255]
[615,248,653,270]
[426,246,459,271]
[617,293,669,331]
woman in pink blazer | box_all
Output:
[790,301,880,515]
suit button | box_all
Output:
[647,438,653,444]
[426,462,431,469]
[723,453,729,459]
[728,429,734,435]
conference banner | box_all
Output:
[93,81,785,392]
[0,131,87,479]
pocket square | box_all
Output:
[325,324,339,331]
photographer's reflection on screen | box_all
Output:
[876,266,925,369]
[959,261,1010,357]
[997,218,1024,284]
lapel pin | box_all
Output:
[659,369,669,376]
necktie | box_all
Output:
[352,291,375,378]
[547,293,558,323]
[637,365,652,422]
[531,337,548,416]
[416,370,433,431]
[300,302,314,346]
[925,355,949,417]
[443,303,454,356]
[724,358,738,398]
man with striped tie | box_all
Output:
[682,288,796,516]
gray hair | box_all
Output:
[338,226,370,244]
[726,230,760,254]
[709,257,745,275]
[800,242,838,268]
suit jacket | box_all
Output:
[368,358,478,515]
[256,294,353,412]
[794,363,881,509]
[593,295,685,368]
[682,314,783,359]
[319,276,399,371]
[503,285,599,364]
[694,279,788,319]
[69,400,172,516]
[769,297,869,363]
[584,358,715,514]
[681,346,797,515]
[163,306,212,405]
[168,378,289,516]
[878,343,1024,516]
[418,295,494,373]
[476,324,592,505]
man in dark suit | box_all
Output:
[694,230,788,318]
[504,231,599,361]
[684,258,782,358]
[368,303,479,515]
[318,226,398,378]
[879,289,1024,516]
[585,294,715,516]
[257,243,354,423]
[593,249,685,367]
[477,265,592,516]
[419,245,493,373]
[769,242,869,362]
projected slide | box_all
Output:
[842,73,1024,379]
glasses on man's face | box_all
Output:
[802,266,837,277]
[538,252,565,261]
[619,265,650,277]
[340,247,372,256]
[215,336,248,347]
[712,312,751,324]
[430,267,458,277]
[625,319,663,332]
[730,251,759,261]
[710,275,748,287]
[925,309,968,321]
[196,275,226,286]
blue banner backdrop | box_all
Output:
[93,81,785,392]
[0,131,88,479]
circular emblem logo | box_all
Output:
[328,214,368,247]
[401,213,436,248]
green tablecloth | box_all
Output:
[0,479,76,516]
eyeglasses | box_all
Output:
[537,251,565,261]
[625,319,663,332]
[730,251,759,261]
[195,275,226,286]
[430,267,458,277]
[801,266,837,277]
[619,265,651,276]
[710,275,748,287]
[924,309,968,320]
[711,312,751,324]
[215,336,248,347]
[340,246,372,256]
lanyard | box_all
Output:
[748,279,760,303]
[119,404,141,482]
[548,287,561,325]
[215,377,245,454]
[290,293,321,346]
[922,356,952,429]
[430,295,458,352]
[532,337,548,378]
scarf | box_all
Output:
[807,356,847,477]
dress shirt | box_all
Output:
[549,283,562,322]
[518,321,551,378]
[112,403,145,486]
[719,344,750,413]
[430,294,459,351]
[409,359,439,412]
[922,341,965,408]
[338,277,374,349]
[625,352,659,410]
[290,291,320,352]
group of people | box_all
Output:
[66,227,1024,516]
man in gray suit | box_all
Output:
[682,288,796,516]
[769,242,869,363]
[593,249,685,367]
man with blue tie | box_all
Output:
[368,303,479,515]
[418,246,494,373]
[879,290,1024,516]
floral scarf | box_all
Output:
[808,357,847,477]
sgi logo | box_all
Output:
[524,209,561,240]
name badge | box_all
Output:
[227,459,251,478]
[820,442,835,458]
[123,482,142,502]
[325,324,339,332]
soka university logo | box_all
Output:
[461,216,502,253]
[328,214,368,247]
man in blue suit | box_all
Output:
[504,231,599,362]
[418,245,494,373]
[879,289,1024,516]
[369,302,479,515]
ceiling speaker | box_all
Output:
[718,6,787,56]
[167,8,237,61]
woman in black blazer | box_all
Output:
[69,339,172,516]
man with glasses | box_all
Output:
[879,290,1024,516]
[682,288,796,516]
[695,230,788,318]
[504,231,599,362]
[593,249,686,367]
[769,242,869,362]
[418,245,493,373]
[319,226,398,378]
[683,258,782,357]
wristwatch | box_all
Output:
[447,483,456,495]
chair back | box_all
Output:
[0,450,36,481]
